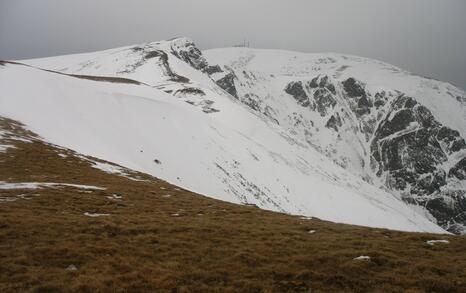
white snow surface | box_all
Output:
[0,129,31,152]
[426,240,450,245]
[353,256,371,261]
[84,212,110,217]
[0,38,453,233]
[0,181,105,190]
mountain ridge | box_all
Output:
[2,37,465,233]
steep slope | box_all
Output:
[203,47,466,234]
[1,117,465,292]
[15,37,466,233]
[0,58,445,233]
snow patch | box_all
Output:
[91,161,145,181]
[84,212,110,217]
[426,240,449,245]
[353,256,371,261]
[0,181,105,190]
[65,264,78,271]
[106,193,123,200]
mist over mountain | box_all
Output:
[1,0,465,89]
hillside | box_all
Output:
[0,59,443,233]
[1,117,465,292]
[16,37,466,234]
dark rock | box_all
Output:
[308,75,336,94]
[449,157,466,180]
[242,94,261,111]
[371,95,466,233]
[425,191,466,233]
[174,88,205,96]
[326,114,342,131]
[285,81,309,107]
[132,46,143,51]
[309,77,319,88]
[374,92,387,108]
[326,83,336,95]
[313,88,336,117]
[437,127,466,153]
[451,140,466,152]
[412,170,446,195]
[341,77,373,116]
[203,65,223,75]
[216,72,238,98]
[358,95,372,108]
[144,51,162,59]
[374,99,385,108]
[371,96,448,182]
[202,107,220,114]
[263,106,280,125]
[155,51,190,83]
[170,41,208,71]
[343,78,365,97]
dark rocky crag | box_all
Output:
[370,95,466,234]
[287,76,466,234]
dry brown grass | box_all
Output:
[0,117,465,292]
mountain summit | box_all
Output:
[2,38,465,234]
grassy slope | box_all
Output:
[0,117,465,293]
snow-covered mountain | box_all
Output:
[204,46,466,234]
[2,37,465,234]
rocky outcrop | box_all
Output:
[313,88,336,117]
[370,95,466,233]
[170,38,209,71]
[169,38,240,99]
[284,76,337,116]
[310,75,336,94]
[326,113,342,131]
[343,78,372,116]
[285,81,309,107]
[216,71,238,98]
[282,74,466,233]
[449,157,466,180]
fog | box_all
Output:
[1,0,465,88]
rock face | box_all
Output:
[370,95,466,233]
[169,38,209,71]
[450,157,466,180]
[216,71,238,98]
[285,81,309,107]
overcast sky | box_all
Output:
[1,0,465,89]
